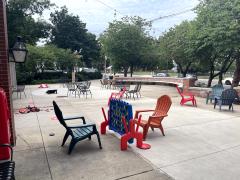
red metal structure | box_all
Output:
[121,116,150,150]
[0,88,11,159]
[101,106,150,150]
[176,85,197,106]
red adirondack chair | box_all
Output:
[176,85,197,106]
[108,86,127,105]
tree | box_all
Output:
[195,0,240,87]
[7,0,53,47]
[158,21,198,77]
[100,16,152,77]
[22,45,77,74]
[50,7,100,67]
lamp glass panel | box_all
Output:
[12,50,26,63]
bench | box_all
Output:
[0,144,15,180]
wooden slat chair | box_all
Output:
[53,101,102,154]
[214,89,238,111]
[134,95,172,140]
[0,144,15,180]
[206,84,224,104]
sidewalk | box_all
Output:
[12,81,240,180]
[12,83,171,180]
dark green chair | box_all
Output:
[0,144,15,180]
[53,101,102,154]
[214,89,239,111]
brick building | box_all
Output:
[0,0,15,145]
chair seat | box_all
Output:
[134,119,161,127]
[0,161,15,180]
[72,126,94,139]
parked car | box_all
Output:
[153,73,169,77]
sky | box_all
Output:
[41,0,199,37]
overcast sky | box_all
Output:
[41,0,199,37]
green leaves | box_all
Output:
[100,16,155,76]
[50,6,100,67]
[7,0,53,46]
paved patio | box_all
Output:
[12,80,240,180]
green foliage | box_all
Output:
[195,0,240,86]
[50,6,100,67]
[100,16,157,76]
[158,21,198,77]
[75,71,102,81]
[25,44,77,73]
[7,0,53,46]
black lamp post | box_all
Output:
[9,36,28,63]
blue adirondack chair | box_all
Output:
[214,89,238,111]
[206,84,224,104]
[53,101,102,154]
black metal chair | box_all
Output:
[12,85,26,99]
[214,89,239,111]
[78,81,92,98]
[66,83,79,97]
[126,83,141,99]
[53,101,102,154]
[0,144,15,180]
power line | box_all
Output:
[94,0,124,16]
[148,8,194,23]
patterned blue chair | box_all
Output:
[214,89,238,111]
[206,84,224,104]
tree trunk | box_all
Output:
[232,59,240,87]
[130,65,133,77]
[218,73,223,85]
[123,68,128,77]
[207,74,213,87]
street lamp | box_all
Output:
[9,36,28,63]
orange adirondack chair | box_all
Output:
[134,95,172,140]
[176,85,197,106]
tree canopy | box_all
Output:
[7,0,53,47]
[50,7,100,67]
[100,16,165,76]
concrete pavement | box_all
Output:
[12,80,240,180]
[12,82,171,180]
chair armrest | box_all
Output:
[68,123,96,129]
[134,109,154,119]
[150,114,168,118]
[0,144,13,161]
[63,116,86,124]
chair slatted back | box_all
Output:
[221,89,238,105]
[136,83,141,92]
[153,95,172,117]
[212,84,224,97]
[53,101,72,134]
[133,84,139,91]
